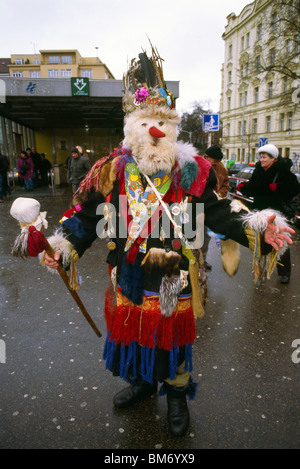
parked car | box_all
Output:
[228,166,255,208]
[227,163,249,176]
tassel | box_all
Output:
[11,232,29,258]
[27,226,47,257]
[180,161,198,191]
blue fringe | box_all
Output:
[62,217,86,238]
[118,254,144,305]
[104,333,194,388]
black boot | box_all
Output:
[166,383,191,437]
[113,381,157,408]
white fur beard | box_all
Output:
[133,141,177,176]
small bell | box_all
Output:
[107,240,117,251]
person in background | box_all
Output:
[67,147,91,194]
[17,150,34,192]
[39,153,52,186]
[76,145,90,162]
[202,145,229,270]
[0,149,9,203]
[237,143,300,284]
[29,147,42,187]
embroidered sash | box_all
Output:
[124,162,172,253]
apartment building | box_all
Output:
[8,49,114,80]
[220,0,299,168]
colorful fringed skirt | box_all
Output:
[103,285,196,385]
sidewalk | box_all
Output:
[7,182,73,200]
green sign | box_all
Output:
[71,77,89,96]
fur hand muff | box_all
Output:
[141,248,181,276]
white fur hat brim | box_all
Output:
[258,144,279,159]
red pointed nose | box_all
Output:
[149,126,165,138]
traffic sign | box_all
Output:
[71,77,89,96]
[203,114,219,132]
[259,137,268,147]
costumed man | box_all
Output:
[43,45,294,437]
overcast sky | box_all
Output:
[1,0,250,114]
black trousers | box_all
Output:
[277,248,291,277]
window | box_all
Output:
[245,63,249,77]
[280,113,285,131]
[285,39,291,56]
[30,71,40,78]
[294,35,299,54]
[81,69,93,78]
[61,69,72,77]
[227,96,231,110]
[228,70,232,83]
[238,121,242,135]
[288,0,294,20]
[271,13,277,31]
[240,65,244,78]
[12,71,24,77]
[266,116,271,132]
[239,93,243,107]
[287,112,293,129]
[253,118,258,134]
[246,32,250,48]
[61,56,72,64]
[241,36,245,51]
[226,124,230,137]
[229,44,232,58]
[48,69,59,78]
[269,48,275,66]
[255,55,261,72]
[254,86,259,103]
[267,82,273,99]
[34,58,40,65]
[15,58,25,65]
[49,56,60,64]
[285,148,290,158]
[282,77,288,93]
[257,23,262,40]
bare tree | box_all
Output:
[251,0,300,81]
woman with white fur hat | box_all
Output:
[237,143,299,283]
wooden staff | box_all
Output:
[46,240,102,338]
[10,197,102,338]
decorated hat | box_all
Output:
[122,40,175,114]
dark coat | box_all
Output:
[240,157,299,217]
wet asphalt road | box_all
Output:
[0,185,299,450]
